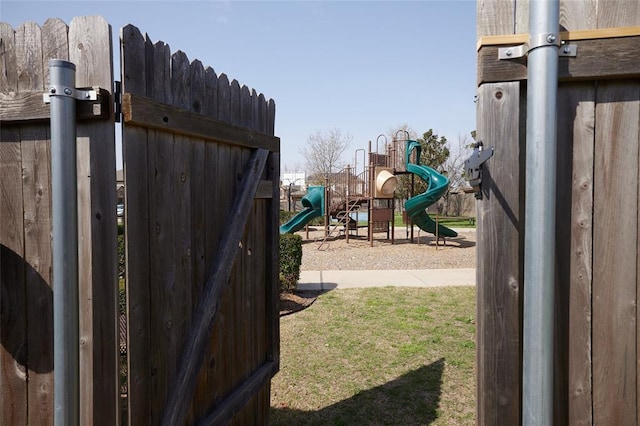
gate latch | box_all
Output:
[464,141,494,200]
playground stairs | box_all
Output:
[317,198,365,249]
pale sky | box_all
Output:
[1,0,478,171]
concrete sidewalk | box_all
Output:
[298,268,476,291]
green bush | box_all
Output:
[280,210,296,225]
[280,209,325,227]
[279,233,302,293]
[117,233,125,278]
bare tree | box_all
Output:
[300,128,352,181]
[442,132,474,215]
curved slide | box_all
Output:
[404,141,457,238]
[280,186,325,234]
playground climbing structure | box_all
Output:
[281,132,456,244]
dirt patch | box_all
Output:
[279,291,319,316]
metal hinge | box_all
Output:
[498,32,577,60]
[464,141,494,200]
[114,81,122,123]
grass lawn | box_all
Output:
[270,286,476,425]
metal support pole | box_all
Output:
[50,59,79,426]
[523,1,559,424]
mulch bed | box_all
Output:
[279,291,319,316]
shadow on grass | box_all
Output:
[271,358,445,425]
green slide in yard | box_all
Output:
[404,140,457,238]
[280,186,325,234]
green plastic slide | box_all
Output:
[280,186,325,234]
[404,140,457,238]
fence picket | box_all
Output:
[121,23,153,426]
[69,15,118,426]
[0,124,28,426]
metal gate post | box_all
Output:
[522,1,560,424]
[49,59,80,426]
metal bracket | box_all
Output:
[498,32,577,60]
[43,86,112,120]
[464,141,494,200]
[43,86,98,103]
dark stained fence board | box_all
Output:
[121,23,154,426]
[161,148,268,425]
[592,81,639,425]
[267,152,281,364]
[475,81,523,425]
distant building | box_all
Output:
[281,172,307,211]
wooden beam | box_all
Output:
[0,88,111,123]
[122,93,280,152]
[477,25,640,50]
[478,34,640,84]
[161,148,269,426]
[196,360,278,426]
[254,180,274,199]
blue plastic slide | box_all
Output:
[280,186,325,234]
[404,140,457,238]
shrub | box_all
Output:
[280,210,296,225]
[117,233,125,278]
[279,233,302,293]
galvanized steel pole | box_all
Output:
[523,1,559,424]
[50,59,79,426]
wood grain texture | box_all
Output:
[121,23,153,426]
[15,21,43,92]
[120,24,279,423]
[592,80,639,425]
[0,125,28,426]
[122,93,279,151]
[0,22,18,92]
[475,81,523,425]
[21,126,54,426]
[554,83,595,426]
[41,18,68,86]
[477,0,515,37]
[147,36,175,424]
[597,0,640,28]
[69,16,118,426]
[161,148,268,425]
[477,35,640,85]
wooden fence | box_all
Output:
[1,16,280,425]
[0,16,118,425]
[476,1,640,424]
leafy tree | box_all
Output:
[300,128,352,183]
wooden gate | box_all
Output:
[121,25,280,425]
[476,1,640,424]
[1,16,280,425]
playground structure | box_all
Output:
[280,132,458,244]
